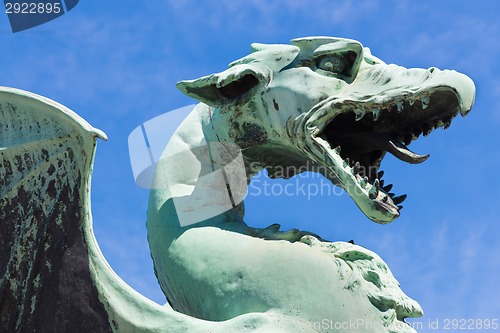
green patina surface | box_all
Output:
[0,36,475,333]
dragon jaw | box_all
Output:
[301,72,475,224]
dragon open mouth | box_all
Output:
[325,88,459,193]
[309,85,473,224]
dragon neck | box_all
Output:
[146,104,252,245]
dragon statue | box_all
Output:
[0,37,475,333]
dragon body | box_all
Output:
[0,37,475,332]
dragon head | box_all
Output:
[177,36,475,224]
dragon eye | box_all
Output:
[315,51,358,80]
[318,55,346,74]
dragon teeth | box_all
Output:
[435,116,452,129]
[396,100,404,113]
[369,183,379,199]
[443,116,453,129]
[404,134,413,145]
[382,184,393,192]
[392,194,407,205]
[360,176,368,188]
[372,108,381,121]
[354,109,364,121]
[421,96,430,109]
[423,124,433,136]
[353,161,361,174]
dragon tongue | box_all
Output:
[387,140,430,164]
[324,131,429,164]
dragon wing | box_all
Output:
[0,87,112,332]
[0,87,316,333]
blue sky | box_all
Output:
[1,1,499,331]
